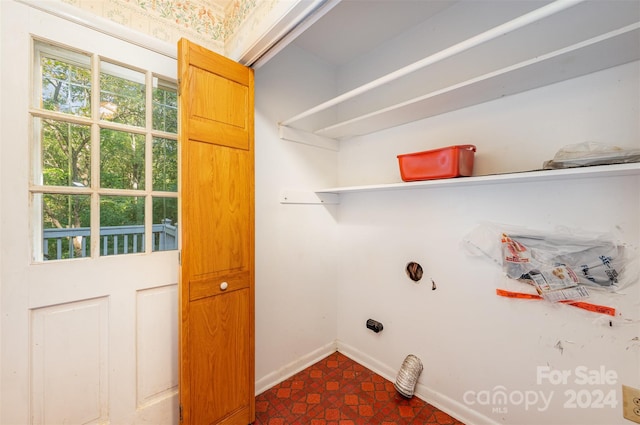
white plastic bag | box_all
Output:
[464,223,637,297]
[543,141,640,169]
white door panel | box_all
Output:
[0,1,179,423]
[31,298,110,425]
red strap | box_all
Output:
[496,288,542,300]
[496,288,616,316]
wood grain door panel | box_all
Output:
[189,288,252,424]
[184,49,250,151]
[189,271,250,302]
[183,140,251,278]
[178,38,255,425]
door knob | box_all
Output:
[220,281,228,291]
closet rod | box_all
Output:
[280,0,584,127]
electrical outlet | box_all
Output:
[622,385,640,424]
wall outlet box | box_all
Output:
[622,385,640,424]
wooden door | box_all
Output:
[178,39,255,425]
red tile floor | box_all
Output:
[254,351,465,425]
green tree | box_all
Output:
[39,54,178,258]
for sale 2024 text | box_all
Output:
[537,365,618,409]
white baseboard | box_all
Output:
[336,340,499,425]
[254,340,337,395]
[255,339,499,425]
[335,339,397,382]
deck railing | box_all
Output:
[43,219,177,260]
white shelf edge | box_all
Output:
[280,0,584,127]
[315,23,640,140]
[315,163,640,195]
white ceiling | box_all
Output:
[292,0,455,67]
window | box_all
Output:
[31,40,178,261]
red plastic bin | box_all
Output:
[397,145,476,181]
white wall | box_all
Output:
[335,61,640,425]
[255,36,639,423]
[253,44,341,393]
[337,61,640,184]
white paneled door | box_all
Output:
[1,1,179,423]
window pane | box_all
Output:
[152,197,178,252]
[153,78,177,133]
[100,195,144,256]
[41,54,91,117]
[40,119,91,187]
[42,194,91,260]
[100,129,145,190]
[100,62,145,126]
[32,43,175,260]
[152,137,177,192]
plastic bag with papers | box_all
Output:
[464,223,637,303]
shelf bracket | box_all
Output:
[278,125,339,151]
[280,189,340,205]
